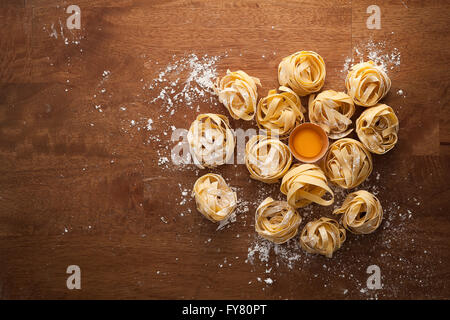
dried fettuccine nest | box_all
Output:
[308,90,355,139]
[278,51,326,96]
[345,61,391,107]
[255,197,302,244]
[323,138,373,189]
[300,217,346,258]
[356,104,399,154]
[333,190,383,234]
[256,86,305,139]
[245,135,292,184]
[187,113,235,169]
[214,70,261,121]
[280,164,334,208]
[192,173,237,222]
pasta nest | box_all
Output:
[187,113,235,169]
[323,138,373,189]
[333,190,383,234]
[245,135,292,184]
[256,86,305,139]
[192,173,237,222]
[214,70,261,121]
[278,51,326,96]
[300,217,346,258]
[255,197,302,244]
[308,90,355,139]
[345,61,391,107]
[356,104,399,154]
[280,164,334,208]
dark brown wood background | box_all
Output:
[0,0,449,300]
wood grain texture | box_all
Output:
[0,0,449,299]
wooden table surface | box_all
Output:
[1,0,449,300]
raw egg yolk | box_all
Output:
[293,128,323,158]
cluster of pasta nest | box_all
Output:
[256,86,305,139]
[308,90,355,139]
[345,61,391,107]
[278,51,326,96]
[300,217,346,258]
[214,70,261,121]
[356,104,399,154]
[192,173,237,222]
[187,113,235,169]
[255,197,302,244]
[187,51,396,258]
[333,190,383,235]
[280,164,334,208]
[245,135,292,184]
[323,138,373,189]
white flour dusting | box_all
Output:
[146,119,153,130]
[148,53,222,112]
[397,89,406,97]
[341,39,401,74]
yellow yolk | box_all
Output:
[292,128,323,158]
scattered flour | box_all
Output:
[341,39,401,74]
[158,157,169,166]
[146,119,153,131]
[216,212,237,231]
[397,89,406,97]
[148,53,222,112]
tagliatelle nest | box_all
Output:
[356,104,399,154]
[278,51,326,96]
[308,90,355,139]
[300,217,346,258]
[245,135,292,184]
[345,61,391,107]
[280,164,334,208]
[333,190,383,234]
[323,138,373,189]
[187,113,235,169]
[255,197,302,244]
[214,70,261,121]
[192,173,237,222]
[256,86,305,139]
